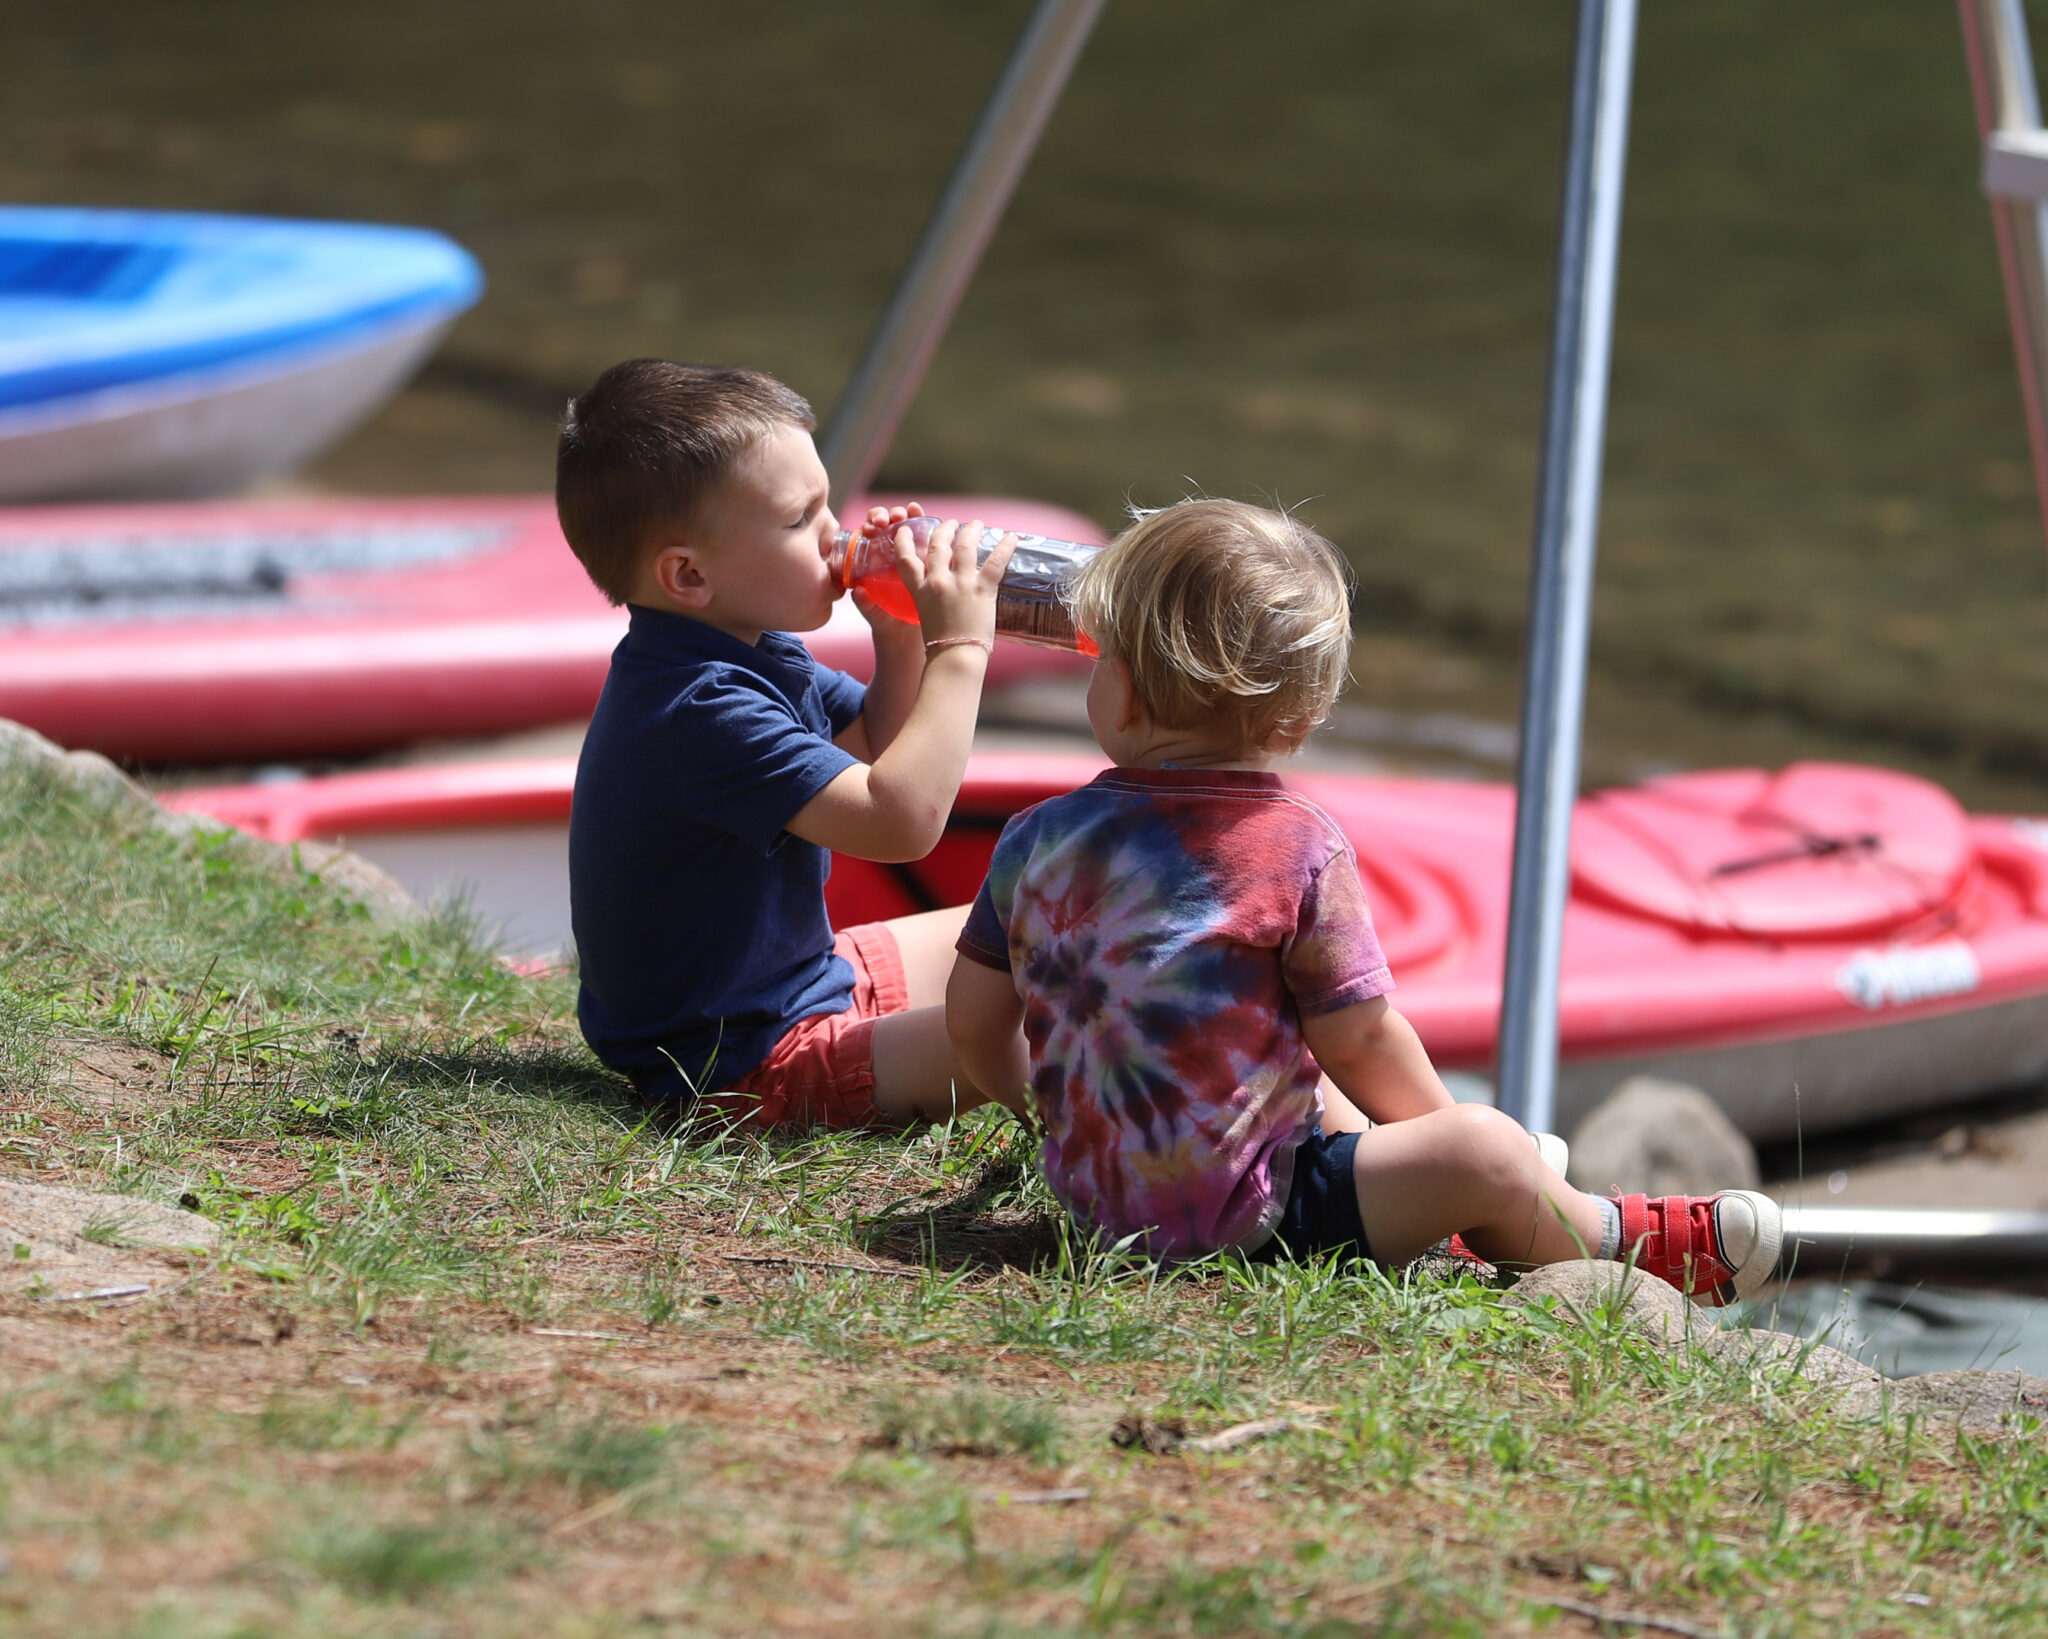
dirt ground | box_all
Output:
[0,1282,1238,1636]
[0,1048,1609,1639]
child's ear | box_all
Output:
[651,542,713,610]
[1112,655,1145,731]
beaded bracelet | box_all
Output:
[924,636,994,658]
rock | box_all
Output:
[192,828,421,930]
[291,840,422,927]
[1508,1258,1721,1351]
[153,806,221,843]
[1510,1260,1883,1404]
[0,1180,218,1298]
[1700,1324,1881,1397]
[1858,1369,2048,1436]
[0,718,157,816]
[1509,1262,2048,1438]
[56,748,157,816]
[1567,1076,1760,1197]
[0,717,65,771]
[0,714,420,929]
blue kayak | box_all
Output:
[0,206,482,502]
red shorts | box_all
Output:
[704,923,911,1130]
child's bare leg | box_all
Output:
[869,907,995,1124]
[870,1007,984,1123]
[1350,1104,1605,1268]
[879,906,975,1008]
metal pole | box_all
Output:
[820,0,1108,506]
[1958,0,2048,560]
[1495,0,1639,1136]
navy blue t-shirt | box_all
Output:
[570,605,867,1101]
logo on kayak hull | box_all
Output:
[1835,941,1981,1011]
[2013,817,2048,854]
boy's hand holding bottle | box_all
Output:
[789,509,1017,864]
[831,505,1100,653]
[890,515,1018,661]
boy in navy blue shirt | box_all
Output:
[558,359,1018,1128]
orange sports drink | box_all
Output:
[827,515,1101,655]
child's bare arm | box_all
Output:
[842,619,926,764]
[789,519,1016,861]
[1301,995,1455,1124]
[945,956,1032,1117]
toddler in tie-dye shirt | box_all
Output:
[946,499,1784,1304]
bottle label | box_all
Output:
[834,520,1100,654]
[990,536,1097,653]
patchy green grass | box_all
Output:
[288,1514,523,1603]
[871,1386,1065,1465]
[3,768,2048,1637]
[465,1409,679,1506]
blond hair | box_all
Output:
[1068,499,1352,754]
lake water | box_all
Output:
[9,2,2048,805]
[1743,1282,2048,1381]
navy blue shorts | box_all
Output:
[1254,1127,1374,1263]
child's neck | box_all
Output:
[633,598,765,647]
[1119,735,1277,773]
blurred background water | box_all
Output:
[1739,1282,2048,1380]
[7,1,2048,803]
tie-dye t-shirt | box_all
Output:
[956,767,1393,1259]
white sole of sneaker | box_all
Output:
[1713,1188,1784,1303]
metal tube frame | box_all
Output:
[1959,0,2048,560]
[1494,0,1640,1136]
[820,0,1108,506]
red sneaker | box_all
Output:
[1614,1191,1782,1306]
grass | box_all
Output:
[465,1409,678,1505]
[76,1211,141,1248]
[871,1386,1065,1465]
[5,772,2048,1635]
[288,1515,521,1602]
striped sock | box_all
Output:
[1595,1196,1622,1260]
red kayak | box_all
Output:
[0,493,1099,763]
[163,752,2048,1141]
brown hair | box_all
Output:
[555,360,817,603]
[1068,499,1353,754]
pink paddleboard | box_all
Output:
[0,493,1099,763]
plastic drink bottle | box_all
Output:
[827,516,1101,655]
